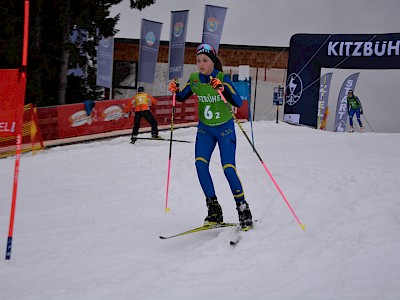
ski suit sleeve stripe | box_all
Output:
[175,80,193,102]
[221,74,243,107]
[356,96,363,110]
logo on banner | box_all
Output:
[206,18,219,33]
[0,121,16,133]
[173,22,184,37]
[100,38,110,48]
[318,83,328,116]
[69,110,94,127]
[327,40,400,57]
[102,105,123,121]
[145,31,156,46]
[286,73,303,106]
[335,120,347,132]
[169,66,182,73]
[320,83,328,98]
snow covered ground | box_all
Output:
[1,121,400,299]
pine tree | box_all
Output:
[0,0,157,106]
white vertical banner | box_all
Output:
[317,72,333,128]
[334,72,360,132]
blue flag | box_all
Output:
[202,5,227,53]
[138,19,163,83]
[168,10,189,80]
[334,72,360,132]
[96,36,114,89]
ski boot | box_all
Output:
[130,136,137,144]
[152,134,162,140]
[204,196,223,225]
[236,201,253,231]
[360,126,365,133]
[349,126,354,133]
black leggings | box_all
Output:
[131,110,158,137]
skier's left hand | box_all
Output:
[360,109,363,114]
[210,78,224,91]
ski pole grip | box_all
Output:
[173,79,179,88]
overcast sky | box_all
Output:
[110,0,400,47]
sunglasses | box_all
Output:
[196,43,216,56]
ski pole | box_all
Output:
[362,114,374,132]
[217,89,306,231]
[6,0,30,260]
[165,81,179,213]
[248,97,255,150]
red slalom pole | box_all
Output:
[164,92,176,213]
[217,89,306,231]
[21,0,29,77]
[6,0,30,260]
[6,135,22,259]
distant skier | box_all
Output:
[168,43,253,230]
[347,89,364,132]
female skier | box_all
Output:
[347,89,365,132]
[168,44,253,230]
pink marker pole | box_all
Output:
[217,89,305,231]
[165,92,177,213]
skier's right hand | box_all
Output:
[168,81,180,94]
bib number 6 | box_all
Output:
[204,105,220,120]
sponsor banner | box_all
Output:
[96,36,114,89]
[202,5,227,53]
[138,19,163,83]
[55,96,201,139]
[284,33,400,128]
[334,72,359,132]
[0,69,26,137]
[41,96,247,140]
[57,99,133,138]
[169,10,189,80]
[317,72,333,128]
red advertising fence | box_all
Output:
[0,70,26,138]
[37,96,249,142]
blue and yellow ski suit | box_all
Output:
[175,69,246,203]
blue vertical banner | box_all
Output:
[317,72,333,128]
[334,72,360,132]
[202,5,227,53]
[96,36,114,89]
[168,10,189,80]
[68,28,88,78]
[138,19,163,83]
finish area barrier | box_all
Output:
[36,96,248,144]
